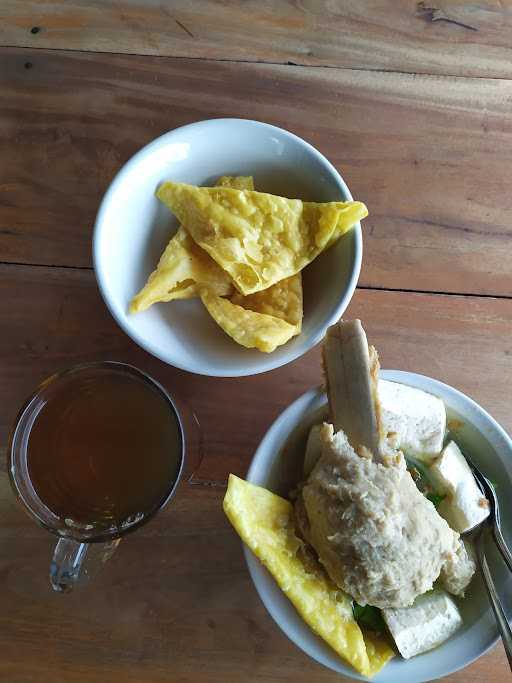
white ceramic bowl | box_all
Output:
[93,119,362,377]
[246,371,512,682]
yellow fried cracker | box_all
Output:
[223,475,393,677]
[156,182,368,295]
[130,229,231,313]
[200,288,298,353]
[231,272,303,331]
[130,176,254,313]
[216,175,255,190]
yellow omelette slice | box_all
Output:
[156,182,368,295]
[200,288,299,353]
[231,272,303,331]
[129,176,255,313]
[223,474,394,677]
[364,633,396,678]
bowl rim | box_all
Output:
[245,370,511,681]
[92,118,363,377]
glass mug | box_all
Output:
[8,362,185,592]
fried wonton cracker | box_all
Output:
[156,182,368,295]
[223,474,394,677]
[231,272,303,331]
[130,176,255,313]
[129,228,232,312]
[215,175,255,190]
[200,287,299,353]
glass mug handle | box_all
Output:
[50,537,121,592]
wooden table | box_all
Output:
[1,2,511,681]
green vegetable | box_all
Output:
[352,602,386,633]
[426,492,445,508]
[405,456,431,490]
[405,456,445,507]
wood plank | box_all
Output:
[0,481,509,683]
[1,263,511,481]
[1,479,507,683]
[1,0,512,78]
[0,261,511,681]
[2,48,512,297]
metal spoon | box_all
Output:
[464,459,512,669]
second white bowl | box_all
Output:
[245,371,512,682]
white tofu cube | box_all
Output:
[428,441,490,533]
[439,539,476,597]
[378,380,446,461]
[383,590,463,659]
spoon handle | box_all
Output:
[493,522,512,574]
[476,532,512,671]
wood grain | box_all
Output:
[1,262,511,482]
[3,3,511,680]
[0,261,511,681]
[2,47,512,296]
[1,480,508,683]
[0,482,509,683]
[1,0,512,78]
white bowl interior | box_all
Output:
[246,371,512,682]
[93,119,361,376]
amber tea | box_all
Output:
[26,364,182,532]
